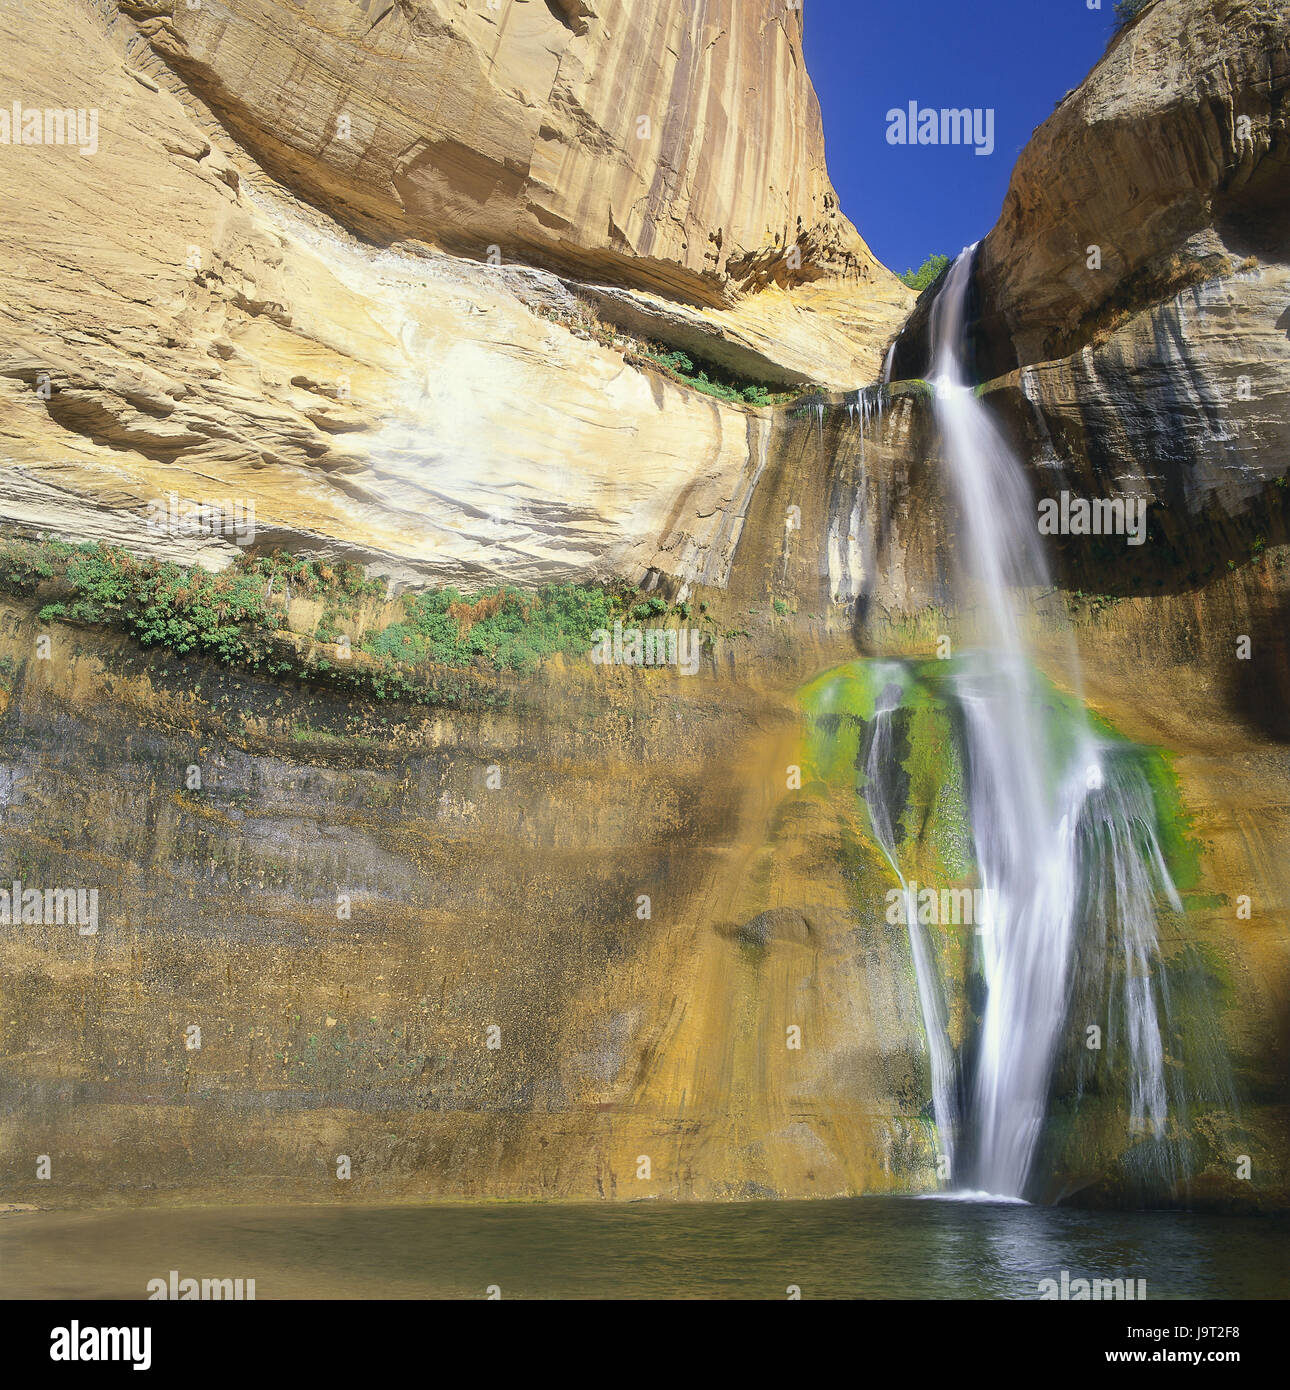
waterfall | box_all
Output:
[827,386,888,604]
[808,397,827,441]
[846,384,888,466]
[859,671,960,1172]
[921,246,1178,1199]
[1073,759,1180,1144]
[801,248,1192,1199]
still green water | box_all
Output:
[2,1199,1285,1300]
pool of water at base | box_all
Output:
[1,1197,1285,1300]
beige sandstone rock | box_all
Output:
[119,0,891,309]
[979,0,1289,366]
[0,1,908,587]
[918,0,1290,545]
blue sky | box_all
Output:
[803,0,1118,276]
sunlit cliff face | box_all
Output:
[0,0,1286,1219]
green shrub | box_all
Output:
[651,349,694,376]
[898,254,952,292]
[236,550,384,602]
[59,548,287,662]
[365,583,616,674]
[1,537,702,704]
[0,537,84,593]
[1113,0,1151,28]
[640,346,792,407]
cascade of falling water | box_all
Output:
[860,673,960,1171]
[927,246,1177,1198]
[809,397,826,442]
[827,385,889,604]
[846,384,888,465]
[1074,761,1180,1141]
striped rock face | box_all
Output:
[0,1,908,586]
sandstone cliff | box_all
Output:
[1,0,1288,1215]
[979,0,1289,368]
[0,1,910,590]
[971,0,1290,543]
[886,0,1290,691]
[120,0,882,307]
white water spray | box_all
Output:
[860,670,961,1171]
[925,246,1176,1198]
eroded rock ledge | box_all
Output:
[0,1,911,592]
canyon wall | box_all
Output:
[978,0,1289,370]
[906,0,1290,577]
[0,1,911,591]
[2,387,1286,1211]
[117,0,881,306]
[892,0,1289,578]
[1,0,1288,1211]
[0,451,948,1205]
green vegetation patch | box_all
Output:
[32,543,295,667]
[534,292,810,407]
[898,254,951,292]
[1113,0,1152,30]
[364,584,615,675]
[798,655,1205,894]
[638,347,802,407]
[0,536,699,709]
